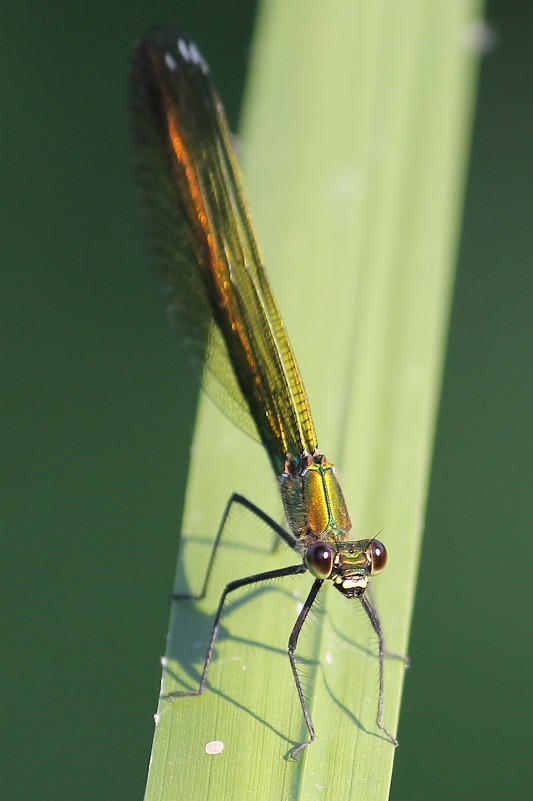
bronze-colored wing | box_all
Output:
[129,27,317,474]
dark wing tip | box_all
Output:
[132,26,210,78]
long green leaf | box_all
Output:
[144,0,483,798]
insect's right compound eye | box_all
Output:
[305,542,334,579]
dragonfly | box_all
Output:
[129,26,397,759]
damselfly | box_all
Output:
[130,27,397,759]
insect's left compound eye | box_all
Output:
[368,539,388,574]
[305,542,334,579]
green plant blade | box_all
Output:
[144,0,483,798]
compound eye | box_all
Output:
[305,542,333,579]
[368,539,388,574]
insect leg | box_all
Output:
[169,562,308,698]
[365,586,410,665]
[287,578,323,760]
[360,593,398,746]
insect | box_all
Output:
[129,26,397,759]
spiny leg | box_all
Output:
[287,578,324,760]
[360,593,399,746]
[365,586,410,665]
[168,563,307,698]
[173,493,298,602]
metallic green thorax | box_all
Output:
[280,456,352,543]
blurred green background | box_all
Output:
[1,1,531,799]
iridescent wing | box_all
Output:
[129,28,317,474]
